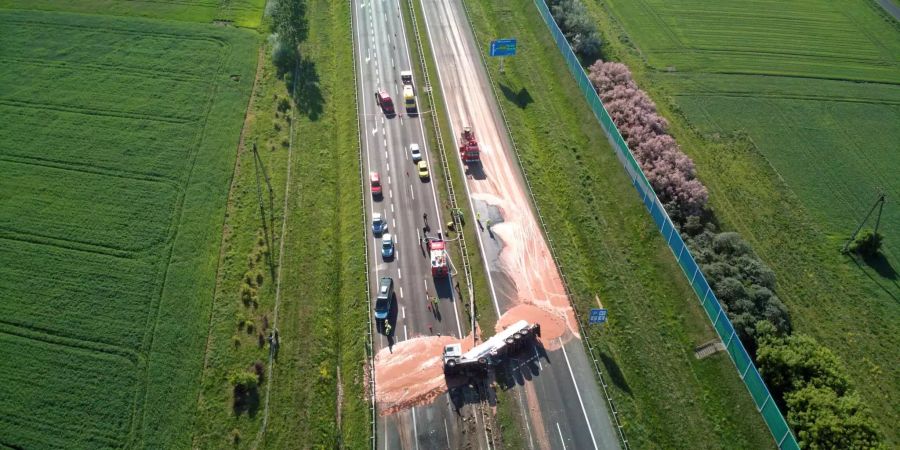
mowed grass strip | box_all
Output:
[0,8,257,449]
[589,0,900,443]
[263,0,369,446]
[192,0,369,448]
[0,0,267,27]
[462,0,772,448]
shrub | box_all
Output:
[756,329,880,449]
[547,0,603,62]
[252,360,265,384]
[587,60,708,220]
[848,229,883,257]
[689,230,791,352]
[228,370,258,393]
[786,386,879,450]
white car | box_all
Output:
[409,143,422,162]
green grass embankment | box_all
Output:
[192,0,368,448]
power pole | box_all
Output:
[842,190,886,253]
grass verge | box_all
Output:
[460,0,773,447]
[192,0,368,448]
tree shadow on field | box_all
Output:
[499,83,533,109]
[849,253,900,302]
[291,58,324,121]
[233,386,260,418]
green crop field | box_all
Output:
[588,0,900,444]
[0,7,256,449]
[0,0,267,27]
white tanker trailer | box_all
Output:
[442,320,541,375]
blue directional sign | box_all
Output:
[589,308,608,324]
[490,39,517,57]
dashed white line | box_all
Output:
[400,286,404,299]
[444,419,451,448]
[409,184,415,200]
[560,338,599,450]
[392,218,396,229]
[557,422,567,450]
[397,268,402,280]
[402,306,406,319]
[403,324,408,341]
[411,407,420,450]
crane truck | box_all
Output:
[459,126,480,164]
[442,320,541,375]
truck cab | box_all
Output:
[400,70,413,86]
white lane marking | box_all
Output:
[388,175,391,185]
[389,189,393,200]
[415,227,420,241]
[409,184,415,200]
[557,422,567,450]
[372,127,378,135]
[400,286,404,299]
[534,345,543,370]
[444,419,451,448]
[398,268,402,280]
[392,218,396,229]
[560,338,599,450]
[402,306,406,319]
[411,407,420,450]
[390,202,394,212]
[403,324,408,341]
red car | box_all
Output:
[370,171,382,197]
[375,90,395,115]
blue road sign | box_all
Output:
[490,39,517,57]
[589,308,608,324]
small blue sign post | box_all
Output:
[589,308,608,325]
[490,38,517,73]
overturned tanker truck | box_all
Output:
[442,320,541,375]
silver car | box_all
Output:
[409,143,422,162]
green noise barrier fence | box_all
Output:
[533,1,799,448]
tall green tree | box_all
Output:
[270,0,308,74]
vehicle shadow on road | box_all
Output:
[465,162,487,181]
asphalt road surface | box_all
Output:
[418,0,622,448]
[352,0,492,448]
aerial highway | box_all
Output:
[352,0,493,448]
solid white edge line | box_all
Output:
[560,337,598,450]
[557,422,568,450]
